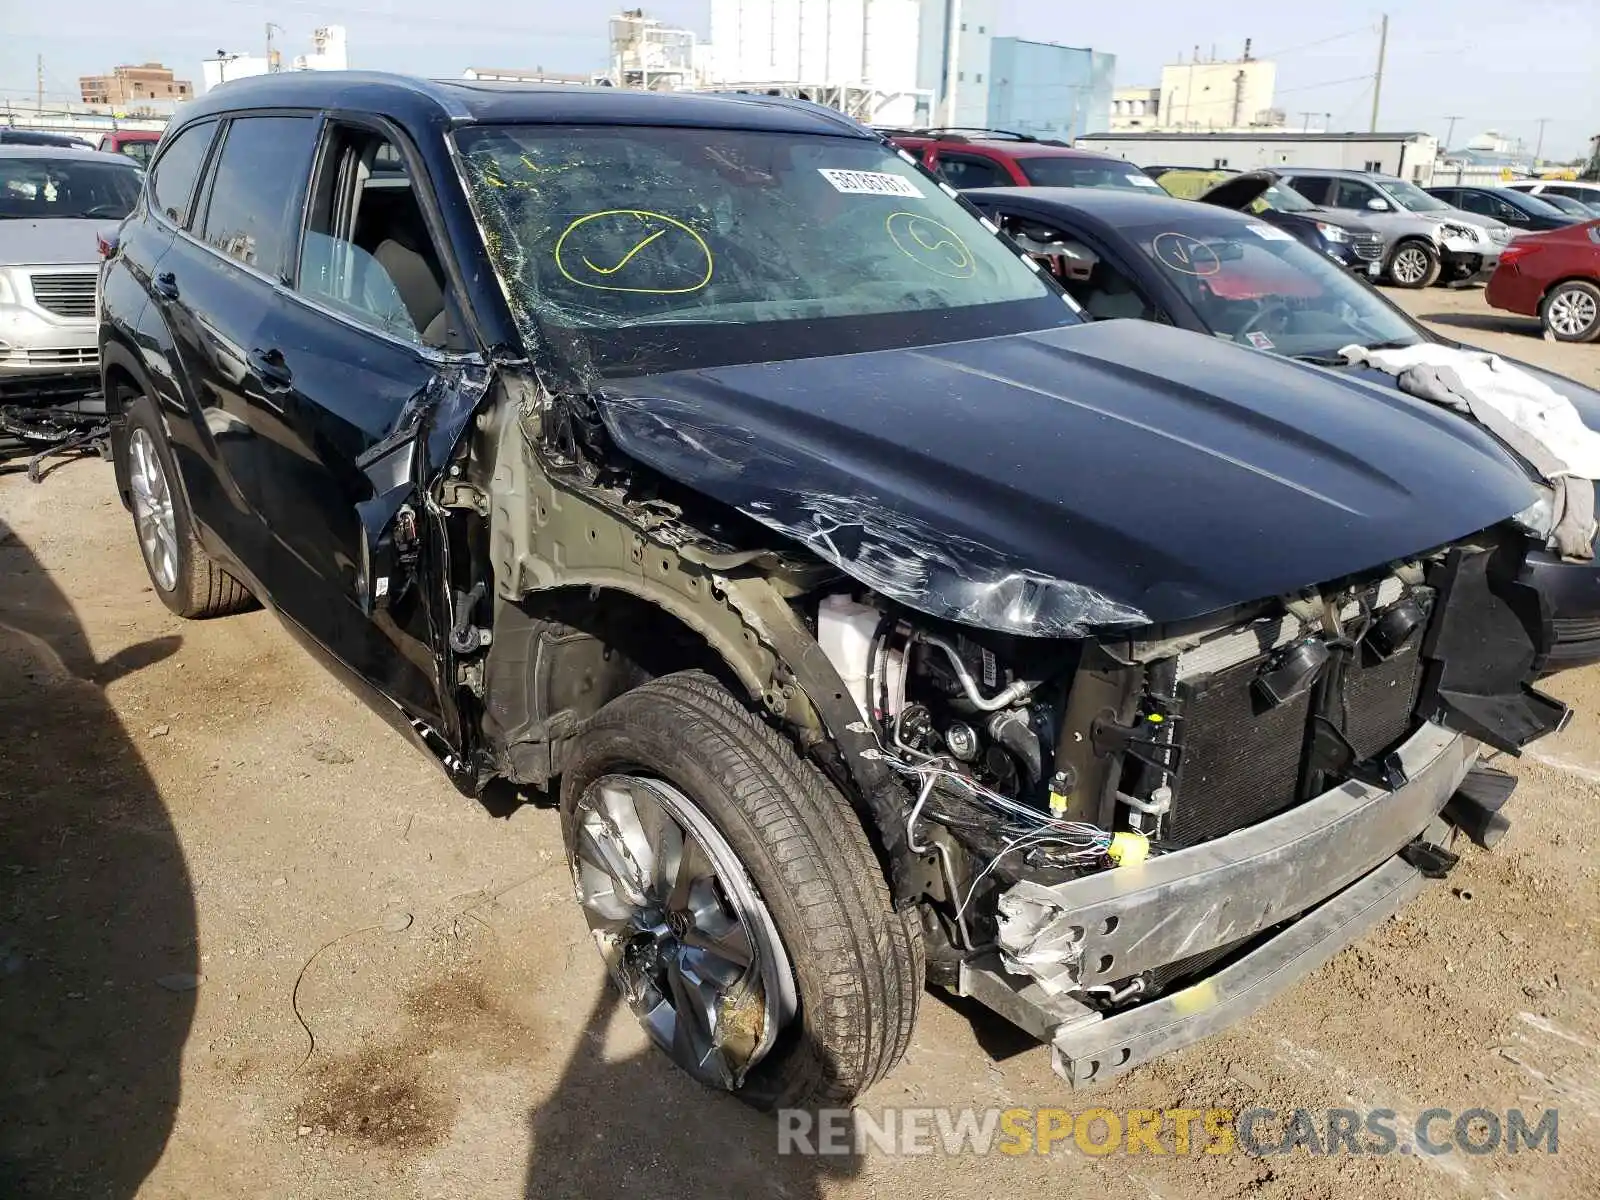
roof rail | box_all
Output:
[917,126,1039,142]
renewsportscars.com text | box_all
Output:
[777,1106,1560,1158]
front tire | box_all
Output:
[560,670,923,1109]
[1386,239,1441,289]
[1542,281,1600,343]
[120,393,253,619]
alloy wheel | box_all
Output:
[128,426,179,592]
[1391,246,1429,285]
[570,774,797,1090]
[1547,288,1599,339]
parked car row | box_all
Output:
[73,75,1598,1113]
[1426,183,1589,232]
[1146,168,1388,277]
[883,129,1600,345]
[0,127,162,165]
[1505,178,1600,215]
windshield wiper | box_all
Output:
[1292,353,1348,366]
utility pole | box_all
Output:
[36,54,43,112]
[1369,13,1388,133]
[1534,117,1549,166]
[1444,115,1460,152]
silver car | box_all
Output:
[1,146,142,402]
[1279,168,1511,289]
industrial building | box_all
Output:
[1109,44,1283,134]
[987,39,1113,143]
[914,0,994,126]
[200,26,348,92]
[1110,85,1160,132]
[708,0,927,125]
[78,63,193,106]
[611,9,706,92]
[1074,129,1442,185]
[700,0,1111,135]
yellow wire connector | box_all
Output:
[1108,831,1150,867]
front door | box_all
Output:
[247,117,480,734]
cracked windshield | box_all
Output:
[457,125,1071,375]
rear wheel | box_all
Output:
[1541,281,1600,343]
[1386,239,1440,289]
[560,670,922,1109]
[120,393,254,618]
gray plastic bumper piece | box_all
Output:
[1048,851,1428,1086]
[996,722,1474,991]
[961,721,1478,1087]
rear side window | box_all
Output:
[150,122,216,226]
[199,116,319,273]
[937,153,1009,189]
[1331,180,1376,209]
[1286,176,1331,204]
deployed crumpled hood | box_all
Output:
[1197,169,1278,211]
[0,218,116,267]
[597,321,1539,636]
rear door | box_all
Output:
[153,113,322,588]
[134,116,263,579]
[246,115,480,733]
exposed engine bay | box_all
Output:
[803,533,1565,1021]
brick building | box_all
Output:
[79,63,193,106]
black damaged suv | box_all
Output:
[101,73,1567,1106]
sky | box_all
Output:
[3,0,1596,159]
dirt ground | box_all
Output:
[3,289,1599,1200]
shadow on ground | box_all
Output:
[0,518,194,1197]
[1421,310,1543,337]
[522,988,863,1198]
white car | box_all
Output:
[1503,179,1600,216]
[1,146,141,404]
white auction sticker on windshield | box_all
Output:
[1127,173,1161,187]
[1246,222,1294,241]
[818,168,924,198]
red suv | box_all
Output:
[884,127,1164,193]
[96,129,163,168]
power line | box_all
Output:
[1254,26,1374,60]
[1330,82,1373,132]
[1274,72,1374,97]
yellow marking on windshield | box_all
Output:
[554,209,714,294]
[1151,231,1221,277]
[885,211,976,279]
[583,228,667,275]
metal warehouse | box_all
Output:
[1073,130,1442,185]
